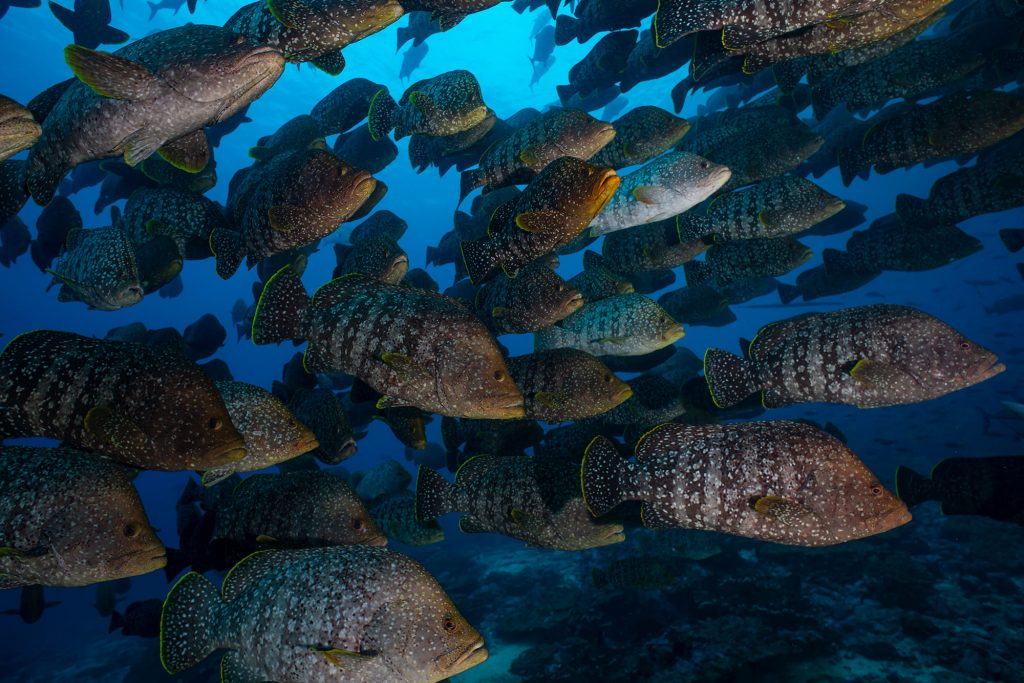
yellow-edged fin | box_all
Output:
[753,495,812,525]
[309,646,374,670]
[157,129,209,173]
[380,351,425,380]
[63,44,156,100]
[491,306,507,318]
[515,210,561,233]
[632,186,662,204]
[267,205,299,233]
[534,391,564,409]
[848,359,875,385]
[254,535,278,544]
[519,146,541,166]
[757,209,770,228]
[633,422,673,458]
[267,0,316,30]
[510,509,531,526]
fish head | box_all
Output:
[87,477,167,580]
[647,301,685,345]
[294,153,378,223]
[158,27,284,107]
[436,339,525,419]
[902,319,1005,393]
[147,356,248,469]
[382,248,410,285]
[92,281,145,311]
[366,577,487,680]
[549,498,626,549]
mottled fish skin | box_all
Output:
[704,124,824,191]
[26,25,285,206]
[49,224,143,310]
[0,330,246,470]
[590,151,731,235]
[287,387,358,465]
[601,218,708,274]
[253,267,524,419]
[461,157,619,284]
[685,236,813,289]
[210,471,386,552]
[567,250,635,302]
[653,0,886,48]
[704,304,1005,409]
[838,214,982,273]
[369,70,488,140]
[695,175,846,242]
[895,146,1024,226]
[160,546,487,682]
[839,90,1024,186]
[474,262,583,334]
[415,455,625,549]
[442,415,543,459]
[225,0,404,69]
[370,491,444,545]
[558,30,638,101]
[349,209,408,243]
[581,422,912,547]
[400,0,505,30]
[459,108,616,201]
[407,109,496,173]
[0,446,165,588]
[200,381,319,487]
[334,235,409,284]
[310,77,384,136]
[590,106,690,169]
[507,349,633,423]
[554,0,657,45]
[657,284,735,327]
[214,149,376,278]
[354,459,413,504]
[249,115,327,162]
[594,373,686,428]
[0,94,40,162]
[122,186,228,260]
[776,262,878,304]
[0,159,29,228]
[534,293,684,357]
[810,37,985,120]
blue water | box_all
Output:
[1,1,1022,681]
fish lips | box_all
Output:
[444,638,488,677]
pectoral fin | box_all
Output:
[753,495,814,525]
[83,406,150,454]
[379,352,431,383]
[534,391,564,409]
[158,129,210,173]
[515,210,563,233]
[309,646,375,673]
[632,186,665,204]
[267,205,304,233]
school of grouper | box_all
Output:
[0,0,1022,680]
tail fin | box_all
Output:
[147,0,160,20]
[553,14,576,45]
[544,0,559,18]
[208,228,244,280]
[108,610,124,633]
[460,238,498,285]
[48,1,80,34]
[670,79,688,114]
[810,84,836,120]
[837,147,865,188]
[396,26,410,52]
[25,156,64,207]
[1000,228,1024,254]
[555,84,575,105]
[653,0,709,48]
[251,264,311,345]
[367,88,397,142]
[178,476,208,506]
[894,466,938,508]
[425,245,438,265]
[703,347,758,409]
[581,435,627,517]
[98,25,129,45]
[414,465,455,522]
[591,568,607,588]
[777,283,801,305]
[459,168,484,204]
[159,572,222,675]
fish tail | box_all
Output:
[178,477,208,506]
[999,229,1024,254]
[159,571,224,675]
[894,466,938,508]
[703,347,758,409]
[414,465,455,522]
[425,245,438,265]
[670,79,688,114]
[251,264,311,345]
[208,228,244,280]
[555,84,575,105]
[777,283,801,305]
[894,193,928,225]
[459,168,484,204]
[591,568,608,588]
[653,0,708,49]
[47,1,81,33]
[810,85,836,121]
[108,609,123,633]
[367,88,397,142]
[581,435,628,518]
[837,146,864,188]
[162,547,191,583]
[459,238,497,285]
[396,26,410,52]
[24,154,61,207]
[553,14,576,45]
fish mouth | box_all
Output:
[564,291,584,312]
[661,322,685,343]
[589,170,621,211]
[293,436,320,454]
[239,45,285,69]
[798,247,815,264]
[877,504,913,531]
[596,523,626,545]
[446,638,488,675]
[709,165,732,188]
[206,441,248,465]
[612,386,634,404]
[973,359,1006,382]
[826,198,846,214]
[366,534,388,547]
[617,281,636,294]
[593,123,617,148]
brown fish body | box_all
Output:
[0,446,166,588]
[0,330,246,470]
[581,422,911,546]
[252,267,524,419]
[474,262,583,334]
[507,349,633,423]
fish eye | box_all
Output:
[604,374,612,383]
[959,341,971,350]
[493,370,504,381]
[123,524,139,538]
[870,486,882,496]
[234,35,245,45]
[208,418,223,431]
[700,160,709,169]
[558,283,565,291]
[443,618,456,632]
[353,518,363,530]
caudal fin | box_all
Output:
[251,264,311,345]
[208,228,244,280]
[162,547,191,583]
[653,0,709,48]
[460,238,498,285]
[999,228,1024,254]
[837,147,866,188]
[367,88,397,142]
[159,572,223,675]
[703,347,758,409]
[777,283,801,305]
[580,435,627,518]
[553,14,576,45]
[108,610,123,633]
[810,84,837,121]
[894,194,928,225]
[414,465,455,522]
[459,168,484,204]
[894,466,938,508]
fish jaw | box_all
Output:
[443,637,489,678]
[660,322,686,345]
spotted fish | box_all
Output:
[48,224,143,310]
[534,293,684,357]
[368,70,488,141]
[160,546,488,682]
[507,348,633,423]
[0,94,40,162]
[0,330,246,470]
[0,446,165,588]
[589,105,690,169]
[703,304,1005,409]
[474,262,583,335]
[581,421,912,546]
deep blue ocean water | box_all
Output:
[0,1,1022,681]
